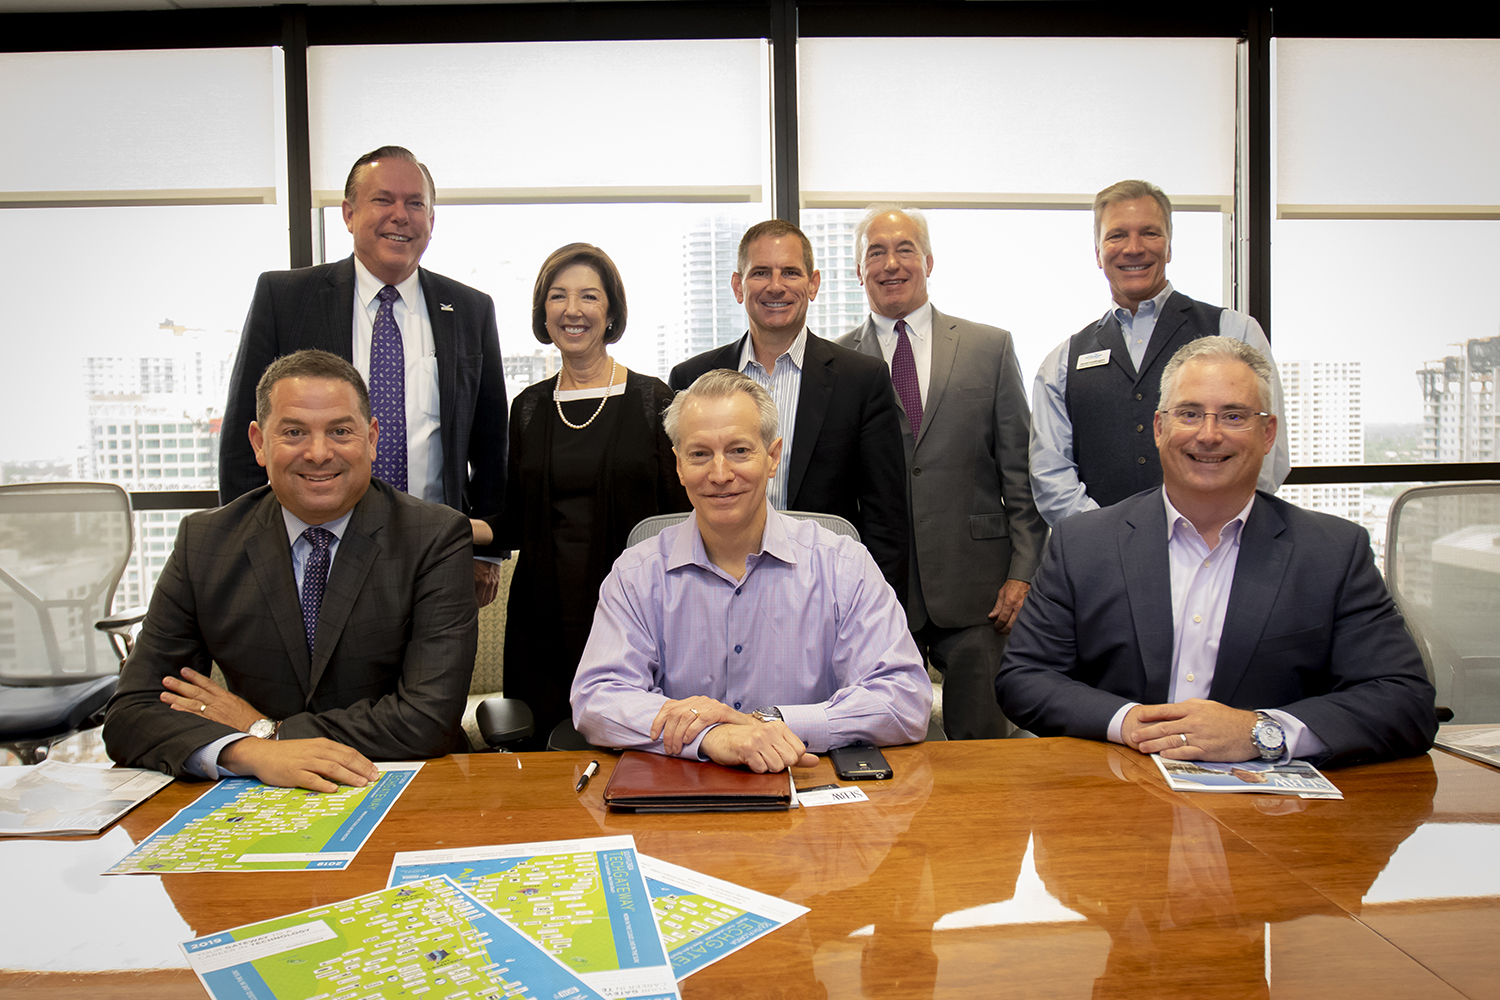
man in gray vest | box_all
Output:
[837,206,1045,740]
[1029,179,1289,527]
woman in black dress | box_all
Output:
[500,243,689,747]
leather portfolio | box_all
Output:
[602,750,796,812]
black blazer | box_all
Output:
[669,331,908,598]
[218,257,508,552]
[103,481,478,776]
[997,488,1438,767]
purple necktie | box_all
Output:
[300,526,335,654]
[370,284,408,492]
[891,319,923,440]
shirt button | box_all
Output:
[1137,456,1147,465]
[1186,672,1196,682]
[1193,614,1202,623]
[734,644,743,654]
[733,702,741,710]
[1136,423,1144,432]
[913,467,922,477]
[735,587,742,596]
[1135,393,1144,401]
[1202,558,1211,568]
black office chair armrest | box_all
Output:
[476,697,536,749]
[96,607,148,632]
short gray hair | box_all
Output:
[1159,337,1274,414]
[854,204,932,263]
[1093,179,1172,248]
[663,370,779,449]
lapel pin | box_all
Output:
[439,303,454,312]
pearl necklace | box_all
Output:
[555,360,618,430]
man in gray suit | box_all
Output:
[837,206,1046,739]
[105,350,477,791]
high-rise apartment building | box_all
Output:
[1278,359,1363,523]
[801,209,867,338]
[82,323,237,611]
[1419,335,1499,463]
[661,213,747,374]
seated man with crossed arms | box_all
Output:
[571,370,932,773]
[104,350,477,792]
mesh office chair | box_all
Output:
[1385,482,1500,724]
[0,482,147,763]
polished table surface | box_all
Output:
[2,739,1497,999]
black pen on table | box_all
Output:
[575,759,600,793]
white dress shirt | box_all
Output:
[351,258,444,505]
[867,301,934,409]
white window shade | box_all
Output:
[1276,39,1500,216]
[0,48,279,206]
[798,37,1236,208]
[308,39,768,205]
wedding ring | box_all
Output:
[199,703,208,713]
[1179,733,1189,746]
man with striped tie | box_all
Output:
[106,350,477,791]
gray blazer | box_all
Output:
[103,481,478,776]
[838,308,1045,629]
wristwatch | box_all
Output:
[247,718,278,740]
[751,707,783,724]
[1250,711,1285,761]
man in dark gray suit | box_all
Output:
[998,338,1436,767]
[219,146,508,606]
[106,350,477,791]
[838,206,1045,739]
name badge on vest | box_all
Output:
[1077,349,1111,370]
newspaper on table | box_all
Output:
[1434,725,1500,769]
[181,875,606,1000]
[106,761,422,874]
[638,853,808,981]
[1153,755,1343,799]
[388,834,680,1000]
[0,759,173,836]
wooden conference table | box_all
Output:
[2,738,1496,999]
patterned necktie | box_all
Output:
[370,284,408,492]
[300,527,335,654]
[891,319,923,440]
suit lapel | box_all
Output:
[1093,313,1137,382]
[787,334,835,506]
[309,489,384,696]
[918,310,959,452]
[318,258,357,355]
[420,268,459,504]
[1136,292,1191,382]
[1120,495,1175,703]
[244,496,314,698]
[1210,497,1291,703]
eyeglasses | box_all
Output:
[1161,407,1269,431]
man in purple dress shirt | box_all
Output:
[570,370,932,773]
[997,338,1436,768]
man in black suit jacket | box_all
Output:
[668,220,908,596]
[219,146,507,604]
[106,351,477,791]
[997,338,1436,768]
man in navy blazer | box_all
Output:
[219,146,507,603]
[997,337,1436,768]
[668,220,908,597]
